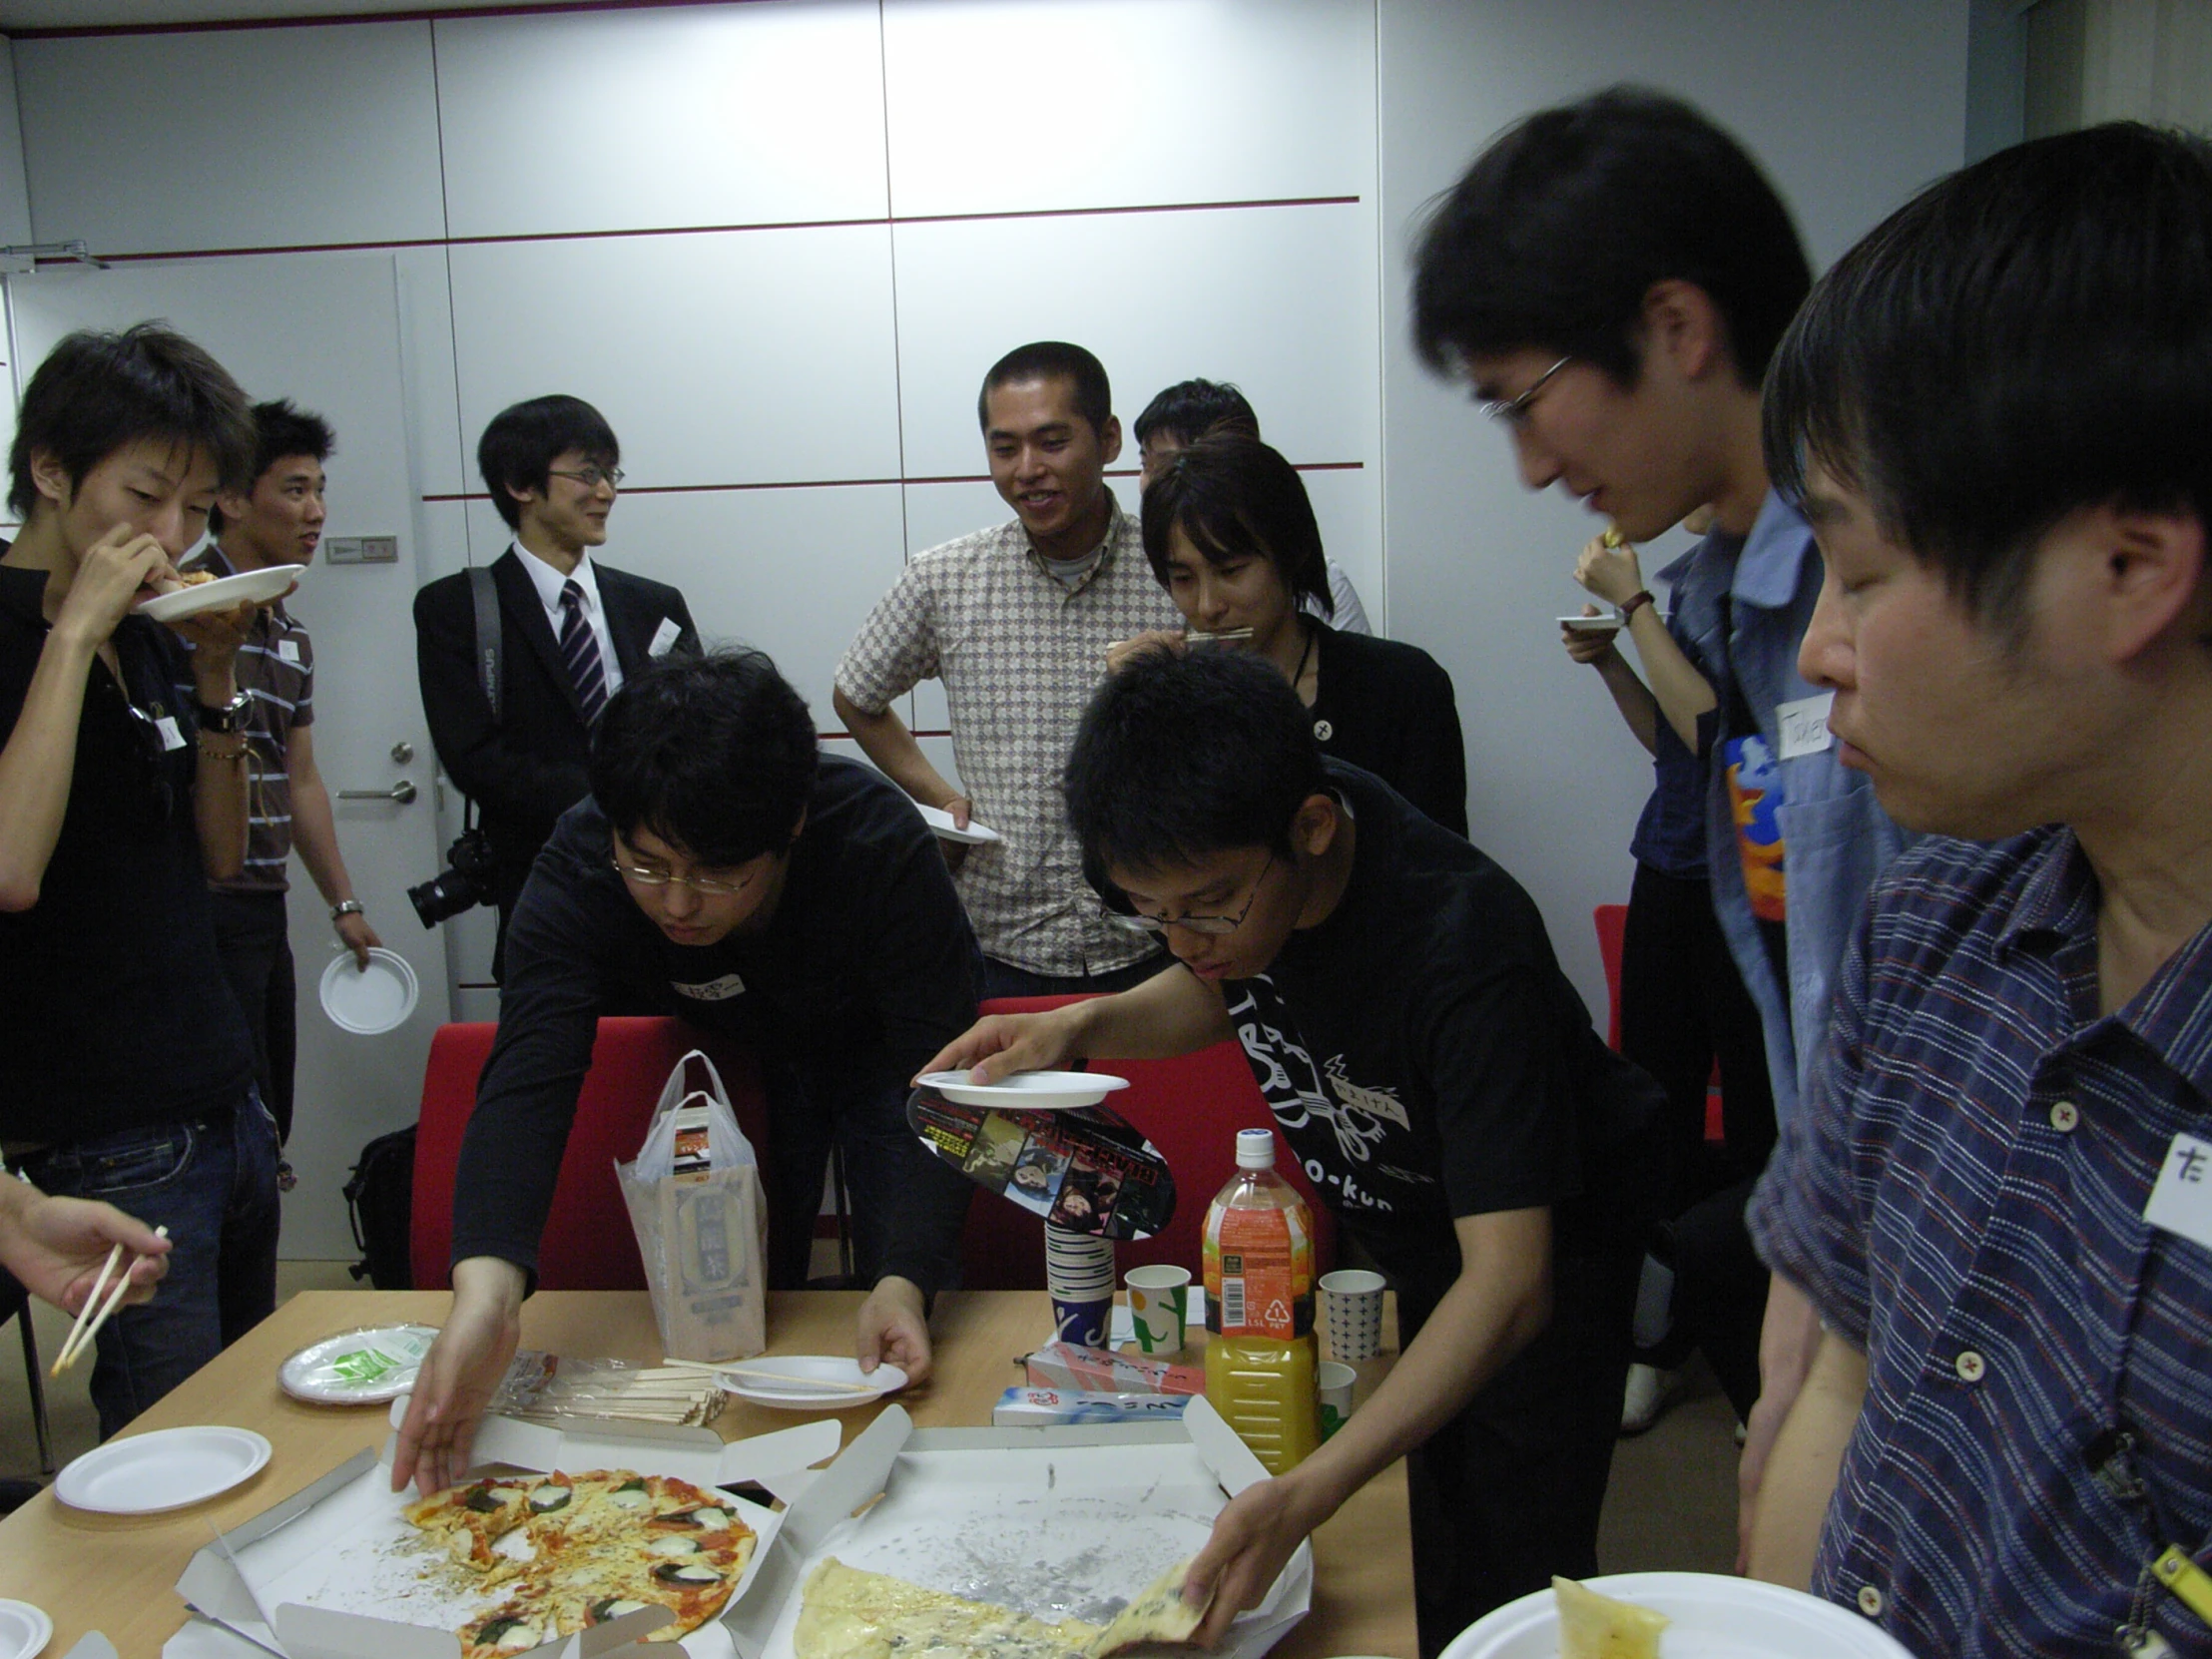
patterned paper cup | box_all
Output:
[1320,1269,1386,1362]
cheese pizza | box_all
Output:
[1552,1575,1669,1659]
[794,1557,1101,1659]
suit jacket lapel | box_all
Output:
[598,568,650,679]
[494,548,587,723]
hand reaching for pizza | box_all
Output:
[1182,1474,1327,1647]
[394,1256,525,1494]
[856,1275,934,1384]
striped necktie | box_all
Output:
[557,578,609,724]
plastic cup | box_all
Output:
[1319,1269,1385,1362]
[1317,1360,1356,1439]
[1125,1264,1192,1355]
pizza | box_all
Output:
[405,1468,757,1656]
[1083,1559,1208,1656]
[1552,1575,1669,1659]
[794,1557,1101,1659]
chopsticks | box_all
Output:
[1104,627,1254,652]
[52,1225,168,1377]
[661,1357,884,1397]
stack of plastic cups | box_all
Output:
[1044,1224,1116,1348]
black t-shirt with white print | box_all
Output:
[1222,762,1657,1319]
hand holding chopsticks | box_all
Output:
[51,1224,170,1377]
[0,1175,172,1338]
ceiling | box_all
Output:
[0,0,620,29]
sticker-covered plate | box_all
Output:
[280,1324,438,1404]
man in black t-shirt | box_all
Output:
[394,649,983,1496]
[928,650,1655,1654]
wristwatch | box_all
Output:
[1618,590,1658,623]
[330,900,365,921]
[195,689,253,734]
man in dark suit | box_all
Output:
[414,395,699,971]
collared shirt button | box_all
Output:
[2050,1099,2080,1132]
[1858,1585,1886,1618]
[1955,1350,1986,1382]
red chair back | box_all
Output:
[955,995,1337,1291]
[1594,903,1629,1052]
[410,1016,768,1291]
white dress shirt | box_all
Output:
[512,542,624,699]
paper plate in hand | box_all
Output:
[55,1425,272,1514]
[137,564,302,623]
[916,804,1003,844]
[319,947,418,1034]
[717,1356,905,1409]
[1557,614,1623,634]
[0,1601,51,1659]
[915,1069,1129,1110]
[908,1087,1176,1239]
[1440,1572,1917,1659]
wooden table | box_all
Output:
[0,1290,1413,1659]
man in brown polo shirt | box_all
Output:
[188,399,379,1169]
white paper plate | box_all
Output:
[916,804,1003,844]
[716,1356,906,1409]
[280,1325,439,1404]
[0,1601,51,1659]
[55,1425,272,1514]
[319,947,418,1034]
[1441,1572,1917,1659]
[916,1069,1132,1110]
[1558,614,1623,633]
[137,564,302,623]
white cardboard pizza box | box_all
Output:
[168,1410,840,1659]
[718,1396,1312,1659]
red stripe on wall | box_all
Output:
[419,461,1363,504]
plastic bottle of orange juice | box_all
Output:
[1202,1128,1319,1473]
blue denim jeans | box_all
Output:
[18,1092,279,1438]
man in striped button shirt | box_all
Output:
[189,400,378,1165]
[1744,125,2212,1656]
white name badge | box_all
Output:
[276,639,301,664]
[155,716,187,752]
[1777,692,1837,761]
[2146,1133,2212,1252]
[648,617,683,658]
[671,973,746,1002]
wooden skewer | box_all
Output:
[53,1226,167,1377]
[52,1244,123,1378]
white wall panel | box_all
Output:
[413,496,473,588]
[434,2,888,240]
[882,0,1375,216]
[900,478,1012,556]
[14,22,444,254]
[394,247,470,501]
[610,482,907,725]
[446,225,900,490]
[891,203,1380,481]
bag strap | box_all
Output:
[468,563,503,728]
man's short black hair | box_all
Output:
[1133,379,1261,448]
[477,394,619,531]
[1765,122,2212,624]
[1066,648,1328,899]
[977,342,1112,436]
[1140,435,1333,619]
[212,398,335,534]
[8,322,256,519]
[590,648,820,867]
[1411,86,1812,389]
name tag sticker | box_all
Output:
[2145,1132,2212,1251]
[648,617,683,658]
[671,973,745,1002]
[1777,692,1836,761]
[155,716,187,751]
[276,639,301,664]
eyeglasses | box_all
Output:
[610,853,760,896]
[550,466,625,491]
[1478,356,1571,428]
[1114,850,1277,937]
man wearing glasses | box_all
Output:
[925,650,1657,1651]
[415,394,699,972]
[395,649,982,1497]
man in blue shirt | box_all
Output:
[1744,124,2212,1656]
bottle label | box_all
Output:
[1206,1205,1312,1338]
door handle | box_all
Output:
[338,779,417,806]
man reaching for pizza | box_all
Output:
[923,650,1657,1653]
[395,649,984,1495]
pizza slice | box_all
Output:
[405,1475,540,1569]
[459,1581,559,1659]
[795,1557,1100,1659]
[1553,1575,1670,1659]
[1085,1559,1209,1656]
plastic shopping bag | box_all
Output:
[615,1049,769,1362]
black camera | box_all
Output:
[408,828,499,927]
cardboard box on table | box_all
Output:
[170,1395,1309,1659]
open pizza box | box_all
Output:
[166,1407,843,1659]
[719,1394,1312,1659]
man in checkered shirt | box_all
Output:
[834,341,1178,997]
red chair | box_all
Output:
[410,1016,769,1292]
[1594,903,1724,1143]
[955,995,1337,1291]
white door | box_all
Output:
[6,253,449,1259]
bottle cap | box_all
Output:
[1235,1128,1276,1170]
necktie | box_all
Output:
[558,579,609,724]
